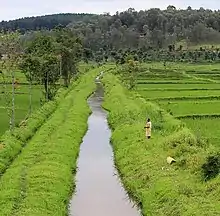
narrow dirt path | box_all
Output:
[69,76,141,216]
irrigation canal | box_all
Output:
[69,76,140,216]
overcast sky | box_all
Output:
[0,0,219,21]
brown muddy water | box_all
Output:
[69,77,141,216]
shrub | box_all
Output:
[202,153,220,181]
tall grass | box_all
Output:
[102,72,220,216]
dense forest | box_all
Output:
[2,6,220,62]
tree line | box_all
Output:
[2,6,220,50]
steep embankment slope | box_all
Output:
[0,68,99,216]
[102,73,220,216]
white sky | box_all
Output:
[0,0,219,21]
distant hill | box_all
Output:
[0,13,96,33]
[2,7,220,53]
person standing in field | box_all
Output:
[145,118,152,139]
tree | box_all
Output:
[20,33,59,101]
[53,27,82,87]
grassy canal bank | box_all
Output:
[102,72,220,216]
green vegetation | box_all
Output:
[136,81,220,90]
[184,118,220,148]
[0,28,82,134]
[102,72,220,216]
[159,101,220,116]
[0,83,42,136]
[139,89,220,99]
[0,68,99,216]
[1,6,220,214]
[135,63,220,148]
[0,88,68,175]
[4,8,220,63]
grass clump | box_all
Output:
[102,72,220,216]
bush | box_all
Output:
[202,153,220,181]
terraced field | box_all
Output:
[137,63,220,147]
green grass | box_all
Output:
[196,75,220,80]
[137,74,189,80]
[102,72,220,216]
[0,67,100,216]
[0,85,42,136]
[137,80,212,84]
[142,62,220,72]
[0,88,70,176]
[0,107,33,135]
[158,100,220,116]
[184,118,220,147]
[0,70,28,83]
[139,89,220,99]
[137,83,220,89]
[136,63,220,150]
[138,88,220,91]
[136,63,220,153]
[186,71,220,74]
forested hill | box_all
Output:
[2,6,220,50]
[71,6,220,51]
[0,13,96,33]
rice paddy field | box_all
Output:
[0,71,42,135]
[137,62,220,148]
